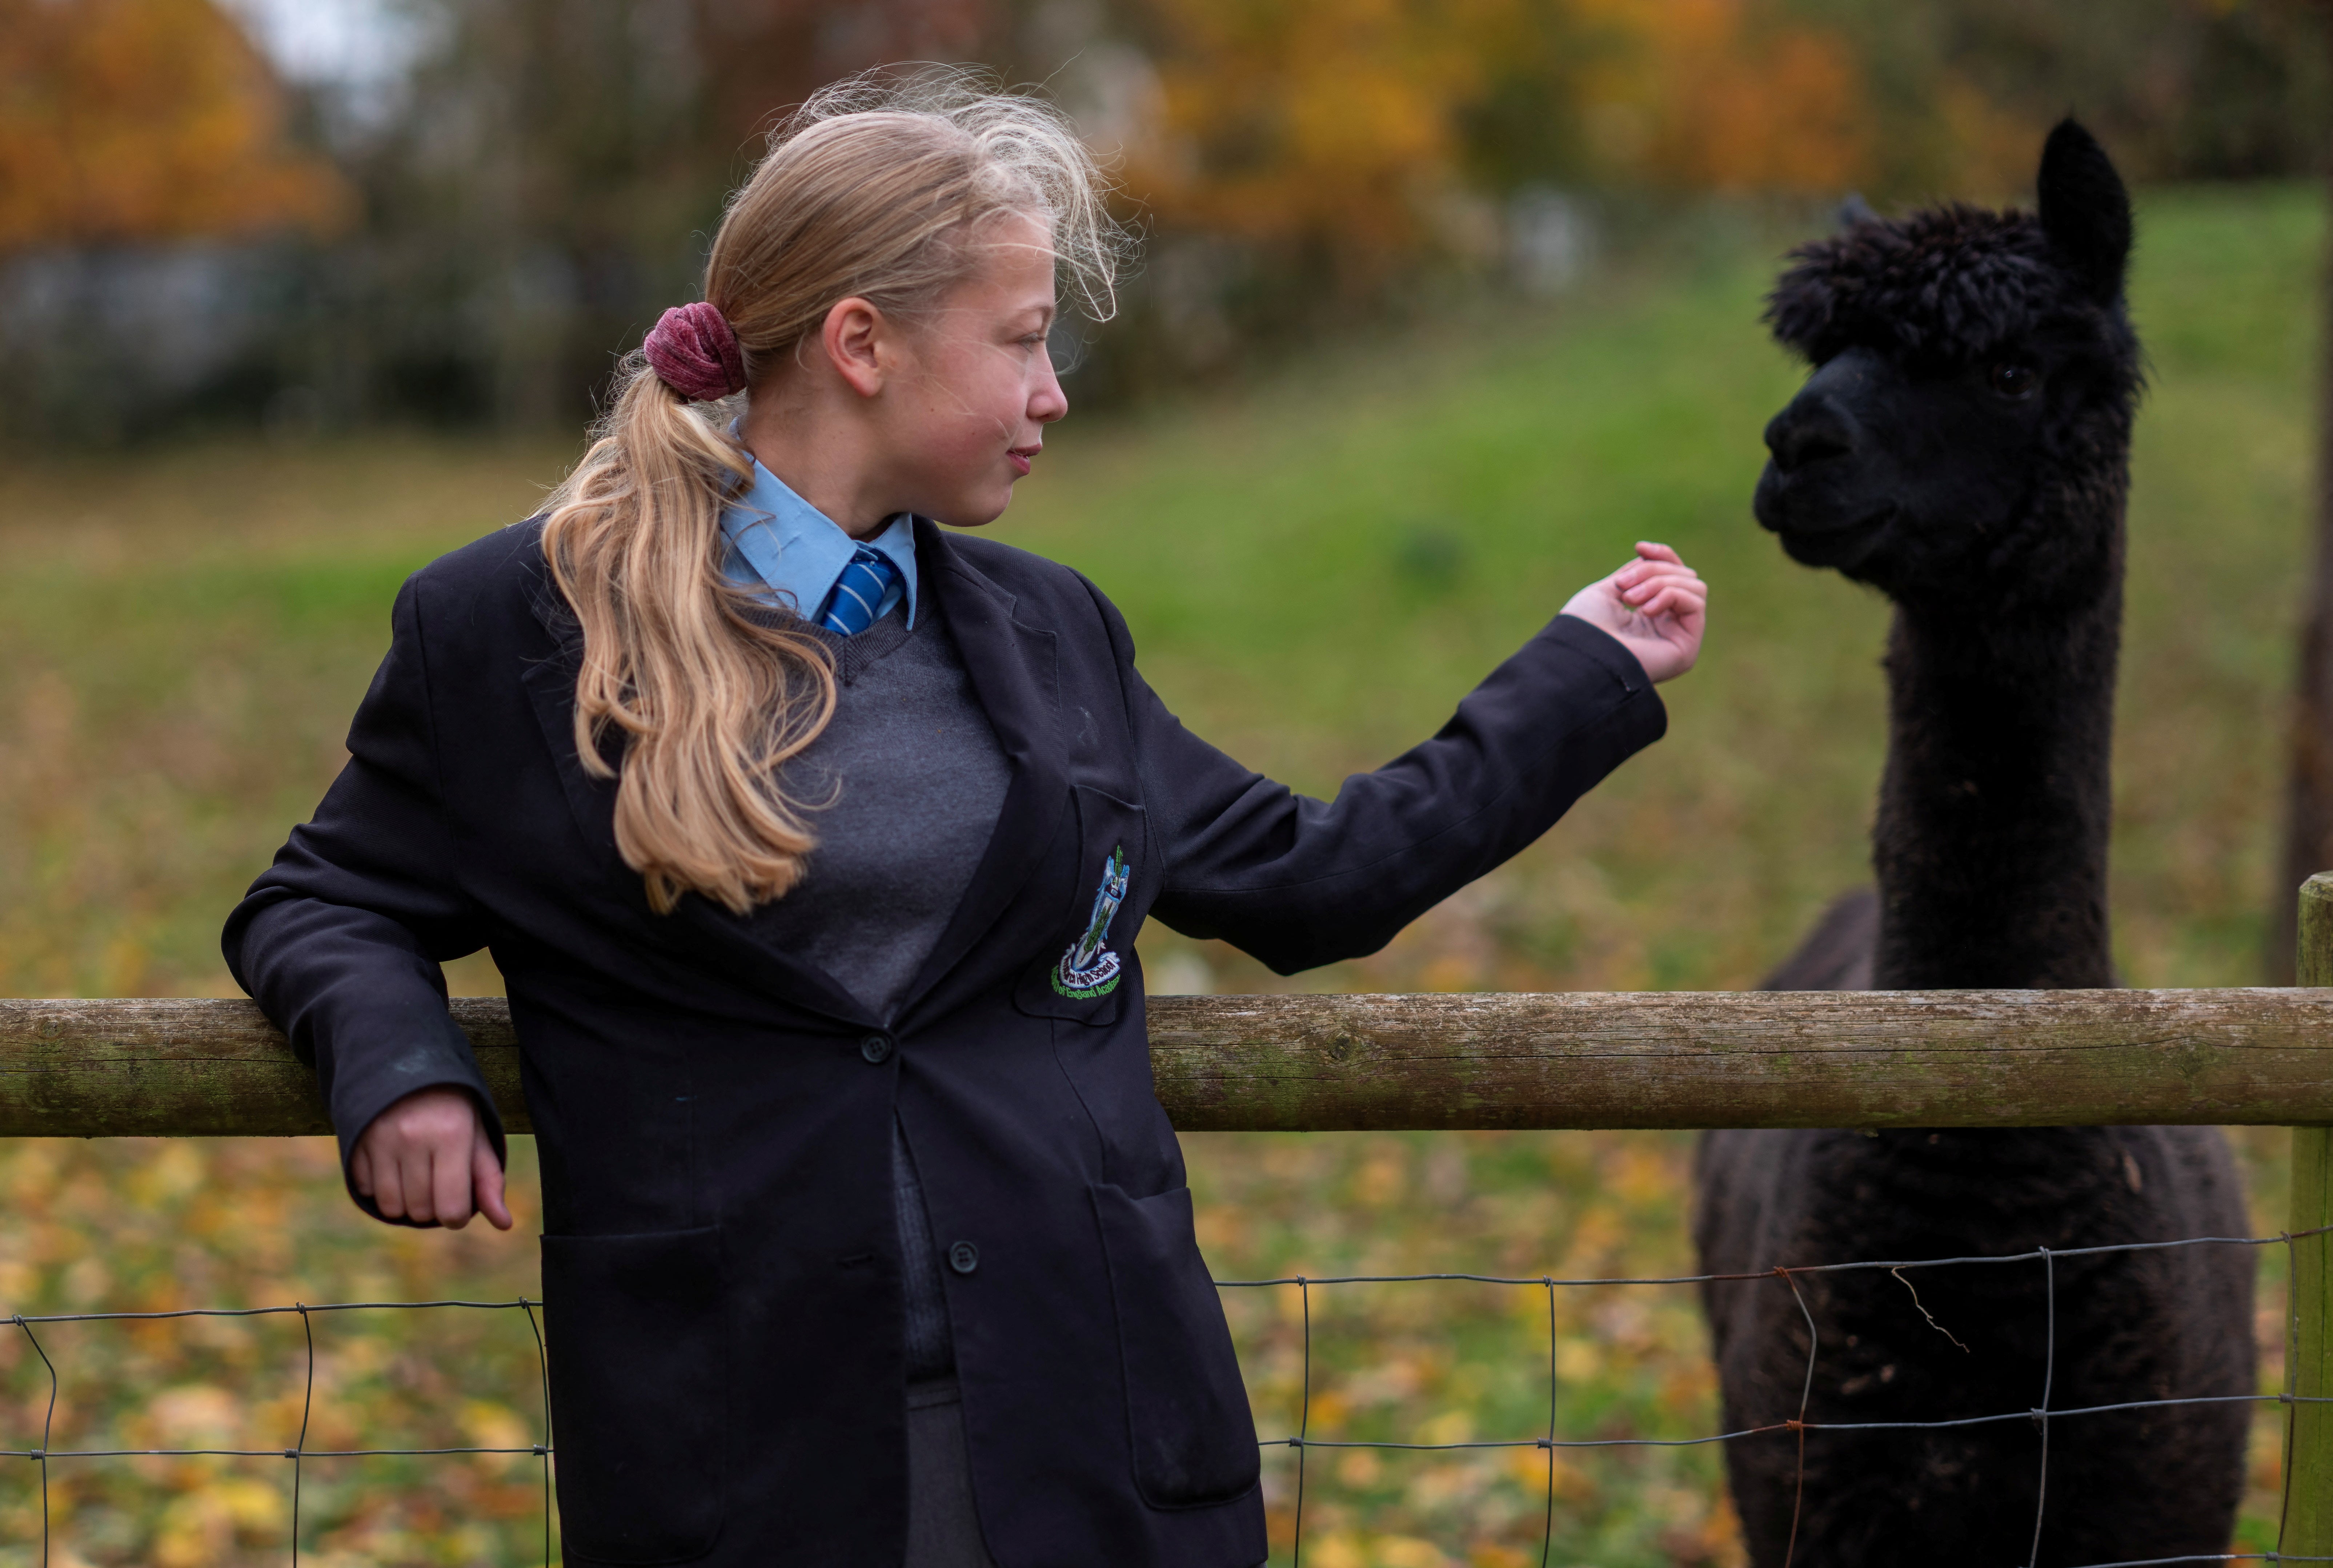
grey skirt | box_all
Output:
[907,1379,999,1568]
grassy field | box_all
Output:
[0,182,2321,1564]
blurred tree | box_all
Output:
[1811,0,2329,195]
[11,0,2329,437]
[696,0,998,142]
[2272,0,2333,983]
[345,0,1007,425]
[0,0,348,250]
[1117,0,1496,288]
[1569,0,1876,194]
[1118,0,1878,287]
[1095,0,1885,381]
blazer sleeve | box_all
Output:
[221,573,505,1223]
[1097,588,1668,974]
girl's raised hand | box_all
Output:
[1560,541,1707,683]
[350,1086,513,1231]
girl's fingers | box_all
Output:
[405,1141,443,1225]
[373,1151,408,1221]
[1622,573,1707,610]
[1616,560,1700,594]
[1559,550,1706,680]
[402,1149,436,1226]
[1623,574,1703,602]
[1638,576,1711,618]
[348,1088,512,1231]
[474,1133,515,1232]
[434,1139,475,1229]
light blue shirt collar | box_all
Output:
[718,454,919,630]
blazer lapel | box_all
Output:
[891,522,1071,1023]
[518,585,871,1025]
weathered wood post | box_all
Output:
[2270,3,2333,987]
[2292,874,2333,1547]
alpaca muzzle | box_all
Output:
[1755,349,1900,570]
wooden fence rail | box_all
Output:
[1,987,2330,1139]
[3,873,2331,1542]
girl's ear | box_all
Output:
[820,297,889,397]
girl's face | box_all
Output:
[880,211,1067,527]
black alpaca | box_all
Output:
[1693,122,2255,1566]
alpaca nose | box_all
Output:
[1764,397,1855,475]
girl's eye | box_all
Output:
[1987,362,2038,399]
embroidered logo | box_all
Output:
[1053,846,1131,1000]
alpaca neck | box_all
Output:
[1871,578,2122,990]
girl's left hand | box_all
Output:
[1560,542,1707,683]
[350,1086,513,1231]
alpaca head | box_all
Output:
[1752,120,2141,615]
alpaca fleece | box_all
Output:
[1695,121,2255,1567]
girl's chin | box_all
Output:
[929,489,1014,529]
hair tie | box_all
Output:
[643,301,746,401]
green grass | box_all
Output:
[0,183,2321,1564]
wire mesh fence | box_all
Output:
[1223,1225,2332,1568]
[4,1300,554,1568]
[1,1228,2322,1567]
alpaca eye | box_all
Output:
[1987,362,2038,399]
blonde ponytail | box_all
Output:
[538,68,1124,915]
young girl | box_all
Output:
[225,72,1704,1568]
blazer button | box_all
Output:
[947,1241,979,1275]
[859,1034,893,1064]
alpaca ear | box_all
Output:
[1836,192,1877,230]
[2037,118,2132,304]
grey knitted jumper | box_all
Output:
[744,600,1010,1382]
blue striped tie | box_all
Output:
[818,544,900,636]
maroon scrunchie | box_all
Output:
[643,301,746,402]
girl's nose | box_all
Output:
[1030,357,1068,425]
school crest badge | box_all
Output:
[1053,846,1131,1000]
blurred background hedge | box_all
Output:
[3,0,2325,443]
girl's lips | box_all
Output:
[1007,446,1037,478]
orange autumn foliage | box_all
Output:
[1573,0,1873,192]
[1126,0,1492,265]
[0,0,349,251]
[1122,0,1997,278]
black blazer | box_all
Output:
[224,518,1665,1568]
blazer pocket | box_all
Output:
[1090,1183,1262,1509]
[541,1226,727,1564]
[1015,787,1148,1027]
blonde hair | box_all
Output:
[539,68,1125,915]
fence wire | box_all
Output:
[1,1228,2326,1567]
[5,1298,553,1568]
[1217,1224,2333,1568]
